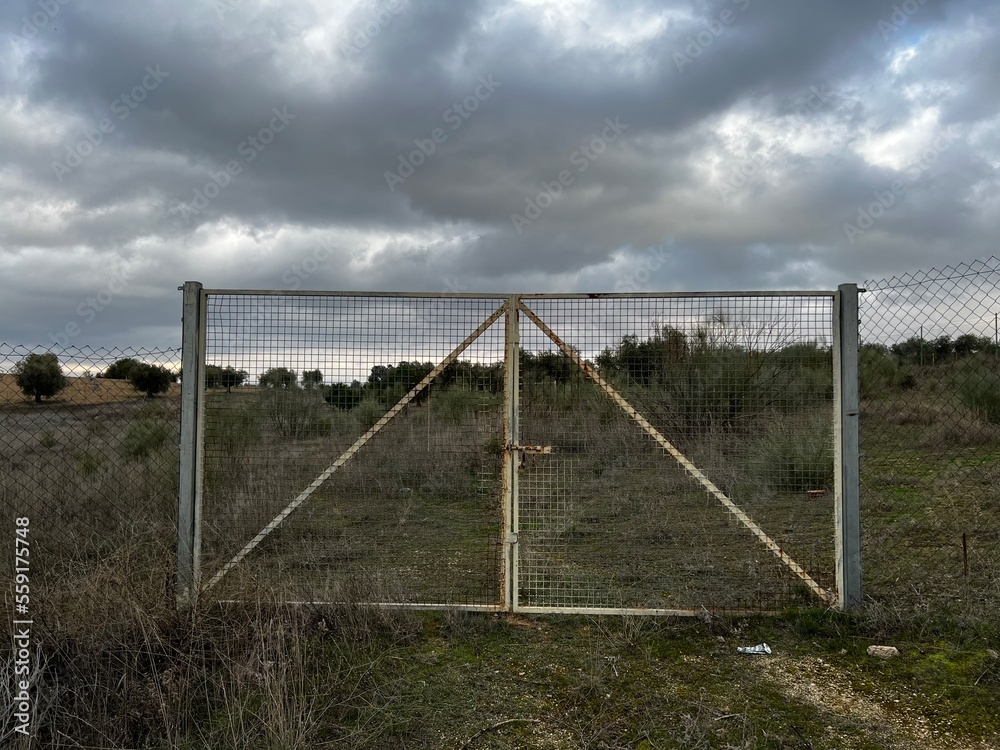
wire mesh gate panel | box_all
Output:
[179,287,857,613]
[195,293,508,608]
[513,295,841,613]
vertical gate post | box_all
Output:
[177,281,206,608]
[834,283,862,609]
[503,295,520,611]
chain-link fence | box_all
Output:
[0,344,181,585]
[860,257,1000,615]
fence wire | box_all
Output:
[200,294,508,607]
[861,257,1000,613]
[193,292,841,613]
[517,296,837,612]
[0,344,181,583]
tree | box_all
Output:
[301,369,323,389]
[14,353,68,403]
[104,357,141,380]
[128,363,173,398]
[204,365,223,389]
[220,367,248,393]
[259,367,297,389]
[323,382,363,410]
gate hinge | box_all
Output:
[507,532,519,545]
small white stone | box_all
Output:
[867,645,900,659]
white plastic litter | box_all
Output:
[737,643,772,655]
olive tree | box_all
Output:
[128,363,174,398]
[14,353,68,403]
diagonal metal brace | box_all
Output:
[202,303,507,593]
[518,301,835,605]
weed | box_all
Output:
[73,450,103,476]
[120,418,172,459]
[748,411,834,493]
[959,366,1000,424]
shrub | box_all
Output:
[431,387,499,423]
[749,412,834,494]
[324,383,363,410]
[355,399,385,431]
[256,389,331,438]
[14,352,68,403]
[121,418,172,459]
[959,367,1000,424]
[74,450,103,476]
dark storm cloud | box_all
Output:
[0,0,998,347]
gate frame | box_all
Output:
[177,287,862,612]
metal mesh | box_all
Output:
[196,292,842,613]
[515,296,838,612]
[200,294,507,607]
[860,258,1000,612]
[0,344,180,579]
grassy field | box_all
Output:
[4,579,998,748]
[198,375,837,613]
[2,349,999,747]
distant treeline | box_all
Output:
[192,326,998,415]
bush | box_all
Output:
[959,367,1000,424]
[355,399,385,431]
[121,418,172,459]
[74,450,104,476]
[324,383,363,410]
[750,412,834,493]
[14,352,68,403]
[431,387,499,423]
[256,389,332,438]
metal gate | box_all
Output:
[178,286,860,614]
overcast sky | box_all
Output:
[1,0,998,349]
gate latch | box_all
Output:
[507,444,552,470]
[508,445,552,455]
